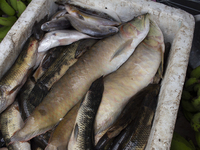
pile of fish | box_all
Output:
[0,1,166,150]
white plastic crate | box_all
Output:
[0,0,195,149]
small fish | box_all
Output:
[0,36,38,113]
[94,19,165,143]
[41,16,71,32]
[10,14,150,143]
[109,84,160,150]
[37,30,98,52]
[95,84,160,150]
[68,76,104,150]
[65,14,119,37]
[0,101,31,150]
[45,101,81,150]
[65,4,121,26]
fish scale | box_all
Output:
[68,77,104,150]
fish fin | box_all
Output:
[7,84,21,95]
[74,123,79,141]
[9,120,54,144]
[110,39,132,62]
[75,48,86,59]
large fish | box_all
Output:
[10,14,150,143]
[94,20,165,143]
[45,101,81,150]
[65,14,119,37]
[68,76,104,150]
[65,4,120,26]
[109,84,160,150]
[0,101,31,150]
[26,40,93,116]
[0,36,38,113]
[37,30,98,53]
[95,84,160,150]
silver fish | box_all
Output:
[65,14,119,37]
[37,30,98,52]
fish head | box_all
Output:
[143,20,165,53]
[119,14,150,39]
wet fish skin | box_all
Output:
[41,16,71,32]
[65,4,120,26]
[66,14,119,37]
[0,101,31,150]
[18,77,36,121]
[110,85,160,150]
[68,76,104,150]
[95,84,160,150]
[45,101,81,150]
[0,36,38,113]
[10,14,150,143]
[37,30,98,53]
[94,19,165,143]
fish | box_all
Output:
[33,48,62,82]
[68,76,104,150]
[0,131,6,148]
[0,101,31,150]
[10,14,150,143]
[41,16,71,32]
[45,101,81,150]
[94,19,165,143]
[57,0,121,22]
[37,30,99,53]
[109,84,160,150]
[65,14,119,37]
[0,36,38,113]
[95,84,160,150]
[65,4,121,26]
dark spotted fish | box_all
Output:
[0,36,38,113]
[95,84,160,150]
[68,76,104,150]
[65,14,119,37]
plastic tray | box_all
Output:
[0,0,195,149]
